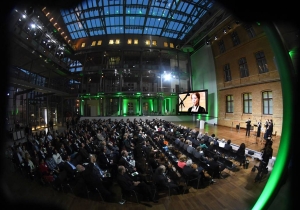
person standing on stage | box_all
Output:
[257,120,261,137]
[245,118,251,137]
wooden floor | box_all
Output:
[1,122,285,210]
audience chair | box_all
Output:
[117,182,140,204]
[182,172,201,194]
[85,184,104,201]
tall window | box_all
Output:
[223,63,232,82]
[244,24,256,38]
[226,95,233,113]
[238,57,249,78]
[243,93,252,114]
[262,91,273,114]
[218,39,226,54]
[231,31,240,46]
[255,51,269,73]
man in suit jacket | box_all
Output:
[153,165,179,194]
[207,155,225,179]
[187,141,195,154]
[62,155,78,179]
[246,118,252,137]
[76,163,114,202]
[118,150,137,173]
[182,160,205,187]
[224,140,233,152]
[117,165,157,202]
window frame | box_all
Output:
[218,39,226,54]
[255,51,269,74]
[226,95,234,113]
[262,91,273,115]
[231,31,240,46]
[238,57,250,78]
[243,93,252,114]
[223,63,232,82]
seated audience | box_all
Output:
[117,165,157,203]
[153,165,180,195]
[177,154,187,169]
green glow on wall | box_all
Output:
[135,98,139,115]
[80,100,84,115]
[149,98,154,112]
[122,99,129,115]
[252,22,295,210]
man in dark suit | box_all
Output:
[182,160,205,187]
[118,150,137,174]
[62,155,78,179]
[246,118,251,137]
[207,155,225,179]
[117,165,157,202]
[187,141,195,154]
[224,139,233,152]
[153,165,179,195]
[76,163,115,202]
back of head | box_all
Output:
[179,154,187,162]
[186,159,193,166]
[227,139,231,144]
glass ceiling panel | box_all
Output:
[60,0,214,40]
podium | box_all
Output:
[199,120,205,129]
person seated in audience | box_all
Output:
[123,133,135,152]
[88,154,114,190]
[177,154,187,169]
[178,137,185,149]
[183,140,190,151]
[76,164,115,202]
[97,146,118,178]
[207,141,216,152]
[193,146,209,162]
[148,151,159,172]
[224,139,233,152]
[38,158,57,184]
[153,165,180,195]
[174,136,180,146]
[202,132,210,145]
[52,149,64,170]
[45,154,60,177]
[76,141,90,162]
[23,152,36,179]
[118,150,137,174]
[117,165,158,203]
[182,159,205,187]
[187,140,195,154]
[199,140,208,149]
[207,155,226,179]
[62,155,78,179]
[157,153,168,168]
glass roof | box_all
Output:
[60,0,214,40]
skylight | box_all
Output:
[60,0,213,40]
